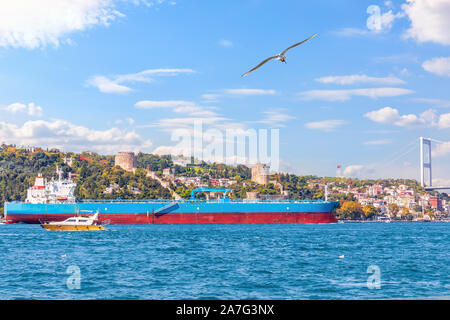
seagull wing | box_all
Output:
[241,55,279,77]
[280,33,318,56]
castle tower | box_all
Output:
[115,152,137,172]
[251,163,269,185]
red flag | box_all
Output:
[337,165,341,169]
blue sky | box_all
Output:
[0,0,450,183]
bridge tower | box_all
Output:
[420,137,432,188]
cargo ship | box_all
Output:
[4,169,338,224]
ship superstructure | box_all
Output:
[25,167,76,204]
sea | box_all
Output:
[0,222,449,300]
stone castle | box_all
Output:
[115,152,137,172]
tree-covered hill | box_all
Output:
[0,145,172,215]
[1,144,447,218]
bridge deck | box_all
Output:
[424,186,450,191]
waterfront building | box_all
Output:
[429,196,443,210]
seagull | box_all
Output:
[241,33,318,77]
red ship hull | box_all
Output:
[6,212,337,224]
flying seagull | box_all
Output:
[241,33,318,77]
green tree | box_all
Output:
[339,201,363,220]
[362,204,377,219]
[388,203,400,218]
[401,207,410,220]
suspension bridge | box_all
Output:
[368,136,449,191]
[419,137,449,191]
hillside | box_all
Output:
[1,144,448,220]
[0,146,172,215]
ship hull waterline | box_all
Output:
[5,200,339,225]
[6,212,337,224]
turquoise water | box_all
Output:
[0,223,449,300]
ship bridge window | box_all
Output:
[67,219,76,222]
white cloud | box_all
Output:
[173,106,218,117]
[298,88,413,101]
[115,117,135,125]
[399,68,411,77]
[135,100,195,109]
[364,107,400,124]
[432,178,450,186]
[366,5,403,33]
[152,145,174,155]
[87,68,195,94]
[0,1,173,49]
[413,98,450,108]
[402,0,450,45]
[433,142,450,157]
[334,28,371,37]
[1,102,43,117]
[336,3,403,37]
[27,103,43,117]
[135,100,218,117]
[338,1,450,45]
[364,107,437,128]
[342,165,376,178]
[372,54,419,64]
[86,76,132,94]
[0,119,152,153]
[257,110,295,126]
[151,117,229,130]
[438,113,450,129]
[218,39,233,47]
[201,94,221,102]
[363,139,392,145]
[304,120,347,132]
[343,165,365,177]
[200,89,276,102]
[315,74,405,85]
[114,68,195,82]
[0,0,122,49]
[422,57,450,77]
[4,103,26,113]
[222,89,276,96]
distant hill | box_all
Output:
[1,144,447,216]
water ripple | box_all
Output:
[0,223,449,299]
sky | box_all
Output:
[0,0,450,183]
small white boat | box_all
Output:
[41,212,106,231]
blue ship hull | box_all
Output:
[4,200,339,224]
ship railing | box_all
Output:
[75,199,334,204]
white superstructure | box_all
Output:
[26,167,76,204]
[46,213,99,226]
